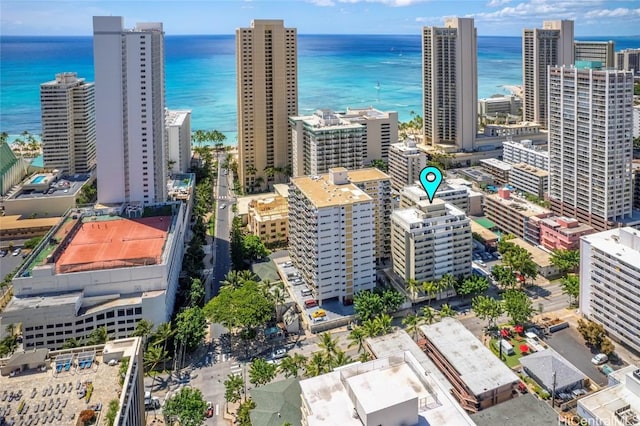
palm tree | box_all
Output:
[144,344,168,373]
[224,374,244,410]
[152,322,174,371]
[331,349,353,369]
[402,313,423,341]
[373,314,393,335]
[347,327,367,353]
[221,270,242,288]
[421,306,436,325]
[248,358,277,387]
[438,273,457,298]
[438,304,456,318]
[305,352,328,377]
[270,284,287,321]
[358,352,372,363]
[405,278,420,301]
[132,319,154,347]
[278,353,307,378]
[238,270,258,283]
[318,332,339,358]
[422,281,438,306]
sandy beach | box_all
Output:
[503,84,523,97]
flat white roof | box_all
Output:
[480,158,513,171]
[346,363,419,414]
[578,367,640,425]
[420,318,519,396]
[582,227,640,269]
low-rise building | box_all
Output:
[520,348,587,394]
[478,94,521,117]
[502,139,549,171]
[248,195,289,246]
[388,137,427,192]
[479,158,512,186]
[482,122,541,138]
[0,141,30,197]
[509,163,548,199]
[509,237,560,278]
[538,216,595,251]
[580,227,640,354]
[578,365,640,426]
[0,337,144,425]
[483,188,552,244]
[0,215,61,243]
[391,200,472,285]
[420,317,520,413]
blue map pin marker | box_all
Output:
[419,166,443,204]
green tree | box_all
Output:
[421,306,437,325]
[600,338,615,356]
[455,275,490,299]
[318,332,339,358]
[132,319,154,347]
[402,313,423,341]
[248,358,277,387]
[560,274,580,306]
[347,326,367,353]
[188,277,205,308]
[502,290,534,325]
[243,234,270,260]
[370,159,388,172]
[438,273,458,295]
[204,280,274,333]
[163,387,207,426]
[472,295,504,328]
[353,290,385,321]
[104,399,120,426]
[152,322,173,371]
[144,344,168,373]
[224,374,244,407]
[221,270,243,289]
[438,304,456,318]
[62,337,81,349]
[175,306,207,352]
[305,352,329,377]
[405,278,420,300]
[86,326,108,345]
[330,349,353,369]
[491,264,518,290]
[278,353,308,378]
[236,399,256,426]
[381,289,405,314]
[577,319,607,348]
[421,280,438,306]
[550,249,580,275]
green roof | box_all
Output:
[473,217,498,230]
[250,378,301,426]
[0,141,19,176]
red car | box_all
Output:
[304,299,318,308]
[205,402,214,418]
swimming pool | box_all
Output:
[31,175,46,184]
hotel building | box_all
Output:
[422,17,477,151]
[574,40,615,68]
[289,168,376,305]
[391,199,472,284]
[617,48,640,74]
[580,227,640,354]
[340,107,398,166]
[40,72,96,174]
[93,16,167,205]
[548,64,634,231]
[247,195,289,246]
[508,163,548,199]
[388,137,427,193]
[502,139,549,171]
[165,109,192,174]
[522,20,574,127]
[236,19,298,192]
[0,202,187,350]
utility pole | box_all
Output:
[551,371,557,407]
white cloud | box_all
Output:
[470,0,605,23]
[308,0,336,6]
[487,0,512,7]
[311,0,428,6]
[585,7,640,18]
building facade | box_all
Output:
[236,19,298,192]
[388,137,427,192]
[538,216,594,251]
[479,158,511,186]
[522,20,574,127]
[580,227,640,354]
[617,48,640,74]
[341,107,398,166]
[289,169,376,305]
[399,182,471,215]
[165,109,192,174]
[40,72,96,174]
[422,17,477,151]
[391,199,472,284]
[247,195,289,246]
[93,17,167,205]
[574,40,615,68]
[548,64,634,232]
[502,139,549,171]
[509,163,548,199]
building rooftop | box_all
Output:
[250,378,302,426]
[8,173,91,201]
[509,237,553,268]
[471,393,559,426]
[165,109,190,126]
[520,349,586,392]
[579,367,640,426]
[581,227,640,267]
[539,216,594,235]
[0,215,61,231]
[291,109,364,131]
[512,163,549,177]
[291,173,372,209]
[470,221,500,242]
[480,158,513,171]
[345,167,390,183]
[419,318,520,396]
[485,191,551,217]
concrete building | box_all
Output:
[481,122,541,138]
[40,72,96,174]
[93,16,167,205]
[580,227,640,354]
[0,202,187,350]
[502,138,549,171]
[538,216,595,251]
[347,168,392,264]
[548,64,634,232]
[247,194,289,246]
[236,19,298,192]
[289,168,375,305]
[165,109,192,174]
[420,318,520,413]
[634,105,640,139]
[483,188,552,245]
[399,182,471,215]
[574,40,615,68]
[479,158,512,186]
[290,109,365,177]
[388,137,427,192]
[478,94,521,117]
[509,163,549,199]
[422,17,477,152]
[0,215,60,243]
[578,365,640,426]
[340,107,398,166]
[634,161,640,210]
[391,199,472,285]
[617,48,640,74]
[509,237,560,278]
[522,20,574,128]
[0,337,145,425]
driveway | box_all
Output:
[543,327,609,387]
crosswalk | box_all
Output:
[229,364,243,376]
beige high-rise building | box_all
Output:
[40,72,96,173]
[422,17,477,152]
[236,19,298,193]
[617,48,640,74]
[574,40,615,68]
[522,20,574,128]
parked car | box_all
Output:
[205,401,214,417]
[311,309,326,319]
[271,348,287,359]
[0,249,7,257]
[304,299,318,308]
[219,203,227,209]
[12,248,21,256]
[591,353,608,365]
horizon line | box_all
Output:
[1,33,638,38]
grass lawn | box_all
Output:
[489,337,532,368]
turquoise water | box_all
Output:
[31,175,46,184]
[1,34,638,145]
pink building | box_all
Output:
[539,216,595,251]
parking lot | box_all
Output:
[0,245,26,279]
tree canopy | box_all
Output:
[550,249,580,275]
[163,387,207,426]
[472,295,504,328]
[354,289,404,321]
[502,290,534,325]
[204,279,274,331]
[175,307,207,352]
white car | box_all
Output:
[271,348,287,359]
[591,353,608,365]
[219,203,226,209]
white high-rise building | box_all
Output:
[502,139,549,171]
[422,17,477,152]
[548,64,634,231]
[617,48,640,74]
[40,72,96,173]
[522,20,574,128]
[340,107,398,166]
[289,168,376,305]
[237,20,298,193]
[388,137,427,193]
[93,16,167,205]
[391,199,472,284]
[580,227,640,353]
[165,109,192,174]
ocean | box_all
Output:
[1,34,638,145]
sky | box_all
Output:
[1,0,640,37]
